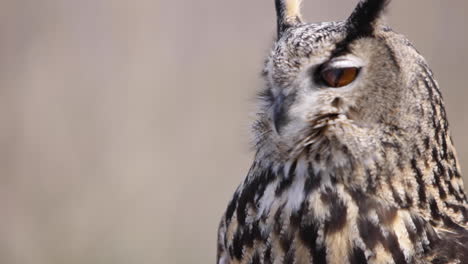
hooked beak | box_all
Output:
[272,92,293,134]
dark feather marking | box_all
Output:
[424,136,431,150]
[448,168,454,180]
[276,161,297,196]
[240,226,254,249]
[237,166,278,226]
[290,200,308,228]
[413,216,440,249]
[280,230,294,252]
[358,218,384,250]
[280,230,294,260]
[422,63,443,98]
[445,202,468,220]
[322,190,348,234]
[433,172,448,200]
[404,217,418,245]
[232,229,244,260]
[358,205,407,263]
[432,147,439,164]
[429,199,442,222]
[419,62,443,99]
[421,73,442,143]
[435,122,442,145]
[410,215,432,253]
[254,167,276,205]
[237,221,263,253]
[447,183,465,203]
[299,208,326,264]
[411,159,427,207]
[274,203,286,235]
[314,152,321,162]
[312,246,327,264]
[441,134,448,160]
[228,245,235,260]
[250,252,261,264]
[284,247,295,264]
[421,74,434,100]
[304,165,321,196]
[264,244,272,264]
[405,192,414,207]
[389,183,404,206]
[251,220,262,241]
[349,247,368,264]
[441,214,464,231]
[226,191,239,226]
[299,220,318,246]
[386,231,408,264]
[237,182,259,226]
[436,157,446,176]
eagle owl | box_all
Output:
[217,0,468,263]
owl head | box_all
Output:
[257,0,448,169]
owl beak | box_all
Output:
[272,92,290,134]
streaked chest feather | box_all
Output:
[218,159,452,264]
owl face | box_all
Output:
[258,0,412,160]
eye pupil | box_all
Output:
[320,67,359,88]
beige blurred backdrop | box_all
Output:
[0,0,467,263]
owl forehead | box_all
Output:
[280,22,345,55]
[268,21,347,85]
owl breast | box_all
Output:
[218,157,442,264]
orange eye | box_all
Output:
[320,67,360,88]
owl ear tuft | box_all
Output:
[346,0,390,37]
[275,0,303,39]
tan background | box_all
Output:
[0,0,466,263]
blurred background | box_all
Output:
[0,0,467,263]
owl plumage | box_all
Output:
[217,0,468,263]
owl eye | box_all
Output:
[320,67,360,88]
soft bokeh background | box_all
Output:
[0,0,467,263]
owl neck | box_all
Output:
[254,125,468,228]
